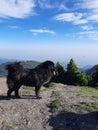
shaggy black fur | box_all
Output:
[6,61,55,99]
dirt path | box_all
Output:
[0,78,53,130]
[0,78,98,130]
[0,95,53,130]
[0,77,7,94]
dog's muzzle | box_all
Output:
[53,71,56,75]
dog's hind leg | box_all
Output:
[7,88,15,98]
[7,80,15,98]
[35,86,42,99]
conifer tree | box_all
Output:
[66,58,80,85]
[78,71,88,86]
[52,62,65,83]
[90,65,98,87]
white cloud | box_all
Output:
[38,0,53,9]
[37,0,68,10]
[54,13,82,21]
[54,12,88,25]
[73,19,88,25]
[0,0,35,19]
[8,25,19,29]
[87,14,98,22]
[29,29,56,35]
[75,0,98,9]
[78,30,98,41]
[81,25,92,30]
[59,4,68,11]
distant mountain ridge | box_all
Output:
[82,65,93,70]
[85,65,98,75]
[0,58,15,64]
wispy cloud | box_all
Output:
[87,14,98,22]
[78,30,98,41]
[37,0,67,10]
[8,25,19,29]
[29,29,56,35]
[38,0,53,9]
[54,13,81,21]
[0,0,35,19]
[75,0,98,9]
[81,25,93,31]
[54,12,88,25]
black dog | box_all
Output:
[6,60,55,99]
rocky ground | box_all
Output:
[0,77,98,130]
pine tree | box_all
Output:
[78,71,88,86]
[66,58,80,85]
[90,65,98,87]
[52,62,65,83]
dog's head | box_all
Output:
[41,60,56,75]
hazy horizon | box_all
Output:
[0,56,96,69]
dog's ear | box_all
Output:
[46,61,56,75]
[40,63,48,69]
[41,61,51,69]
[17,62,21,65]
[39,61,55,72]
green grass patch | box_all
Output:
[20,86,34,95]
[51,90,61,98]
[71,102,98,113]
[0,93,6,96]
[77,87,98,99]
[7,125,17,129]
[50,97,65,113]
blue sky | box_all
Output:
[0,0,98,67]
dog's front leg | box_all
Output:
[35,86,42,99]
[15,85,21,98]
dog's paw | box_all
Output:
[36,96,42,99]
[7,97,11,100]
[15,95,21,99]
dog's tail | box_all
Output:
[6,64,12,70]
[6,62,24,74]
